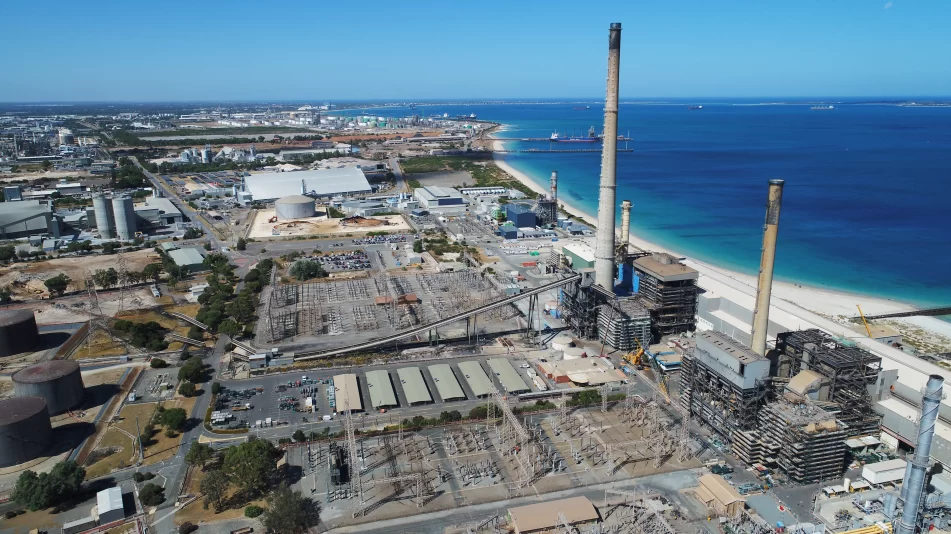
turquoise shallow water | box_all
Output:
[352,100,951,309]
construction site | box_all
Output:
[287,387,707,531]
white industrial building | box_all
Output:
[414,186,467,212]
[243,167,371,202]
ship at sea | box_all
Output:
[688,105,703,110]
[811,105,835,110]
[572,105,591,110]
[456,113,477,120]
[551,126,600,142]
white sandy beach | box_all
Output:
[491,139,951,343]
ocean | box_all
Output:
[350,100,951,308]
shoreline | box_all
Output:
[490,137,951,343]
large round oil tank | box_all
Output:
[13,360,84,415]
[0,397,52,467]
[550,333,574,352]
[111,195,136,241]
[0,310,39,357]
[92,194,114,239]
[562,346,586,360]
[275,195,316,221]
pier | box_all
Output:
[492,148,634,153]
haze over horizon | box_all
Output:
[4,0,950,102]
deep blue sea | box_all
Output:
[348,100,951,309]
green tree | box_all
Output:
[262,485,319,534]
[236,238,247,251]
[186,442,215,468]
[468,405,488,420]
[142,263,162,283]
[0,286,11,304]
[92,268,119,289]
[211,382,221,395]
[413,240,423,253]
[179,381,197,397]
[139,483,165,506]
[0,245,17,261]
[11,461,86,511]
[218,319,242,338]
[178,356,205,383]
[158,407,187,431]
[41,160,52,170]
[43,273,71,296]
[245,505,264,518]
[289,259,325,281]
[223,437,279,497]
[293,429,307,442]
[150,358,168,369]
[200,468,230,512]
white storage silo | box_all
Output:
[111,195,136,241]
[275,195,316,221]
[92,193,114,238]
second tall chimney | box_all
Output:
[750,179,784,355]
[619,200,632,256]
[594,22,623,290]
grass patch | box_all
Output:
[175,468,265,526]
[84,429,134,479]
[72,329,128,359]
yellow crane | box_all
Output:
[623,336,647,369]
[857,304,873,337]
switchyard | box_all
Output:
[286,386,703,528]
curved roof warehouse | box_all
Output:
[243,167,371,202]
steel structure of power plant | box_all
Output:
[92,192,137,240]
[0,397,53,467]
[12,360,85,415]
[0,309,40,357]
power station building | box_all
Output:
[243,167,372,202]
[0,310,40,357]
[0,396,53,467]
[631,253,699,338]
[0,200,61,239]
[413,186,467,212]
[12,360,85,415]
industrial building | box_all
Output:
[365,370,398,409]
[243,167,371,202]
[486,358,531,395]
[562,242,596,269]
[333,373,363,413]
[427,364,466,401]
[597,298,651,352]
[774,329,882,437]
[631,253,699,337]
[693,474,745,517]
[397,367,433,405]
[0,200,61,239]
[12,360,85,415]
[861,458,907,485]
[508,496,599,534]
[538,357,625,387]
[0,310,39,357]
[166,247,206,273]
[0,396,53,467]
[274,194,316,220]
[505,203,536,228]
[680,331,770,439]
[413,186,467,211]
[132,196,183,226]
[97,487,126,524]
[89,193,137,240]
[458,361,495,398]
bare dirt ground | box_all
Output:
[248,210,412,239]
[0,249,160,300]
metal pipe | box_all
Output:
[620,200,632,255]
[750,179,784,355]
[895,374,944,534]
[594,22,622,290]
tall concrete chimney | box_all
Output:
[550,170,558,202]
[895,374,944,534]
[619,200,632,255]
[594,22,622,290]
[750,179,784,355]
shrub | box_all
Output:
[138,483,165,506]
[245,505,264,518]
[179,382,197,397]
[150,358,168,369]
[133,472,145,483]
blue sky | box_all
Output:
[2,0,948,101]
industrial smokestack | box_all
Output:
[619,200,632,255]
[550,171,558,202]
[594,22,623,290]
[895,374,945,534]
[750,179,784,356]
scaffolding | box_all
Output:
[632,253,699,338]
[561,278,603,340]
[597,297,651,352]
[774,329,882,437]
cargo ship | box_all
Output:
[688,105,703,110]
[811,105,835,110]
[551,126,600,142]
[573,105,591,110]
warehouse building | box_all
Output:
[97,487,127,524]
[428,364,467,402]
[397,367,433,406]
[458,361,495,398]
[132,196,183,226]
[414,186,467,211]
[694,474,745,517]
[487,358,531,395]
[861,458,907,486]
[333,373,363,413]
[538,358,626,387]
[366,370,398,409]
[167,247,206,273]
[244,167,371,202]
[0,200,61,239]
[508,496,599,534]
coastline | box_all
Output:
[490,138,951,342]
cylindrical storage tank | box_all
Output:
[92,194,114,238]
[0,310,39,357]
[13,360,84,415]
[562,346,586,360]
[111,195,136,241]
[275,195,316,221]
[0,397,52,467]
[550,333,574,352]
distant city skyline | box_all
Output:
[3,0,950,102]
